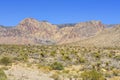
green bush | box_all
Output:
[79,57,85,63]
[93,52,101,59]
[114,55,120,61]
[50,62,64,70]
[81,70,105,80]
[0,68,7,80]
[0,56,12,66]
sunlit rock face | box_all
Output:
[0,18,107,45]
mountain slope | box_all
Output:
[1,18,117,46]
[57,21,104,44]
[72,25,120,47]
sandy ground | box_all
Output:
[4,63,53,80]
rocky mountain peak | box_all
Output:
[20,18,38,23]
[17,18,40,30]
[74,20,104,32]
[1,18,117,45]
[17,18,58,32]
[90,20,101,24]
[75,20,103,26]
[16,18,52,34]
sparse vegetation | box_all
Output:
[0,56,12,66]
[81,70,105,80]
[0,68,7,80]
[51,62,64,70]
[114,55,120,61]
[0,44,120,80]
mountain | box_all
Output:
[57,23,76,28]
[16,18,58,44]
[104,24,118,28]
[0,17,119,47]
[57,20,104,44]
[72,25,120,47]
[0,18,58,45]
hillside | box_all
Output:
[0,18,104,45]
[72,25,120,47]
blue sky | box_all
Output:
[0,0,120,26]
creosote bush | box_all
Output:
[0,56,12,66]
[0,68,7,80]
[50,62,64,70]
[81,70,105,80]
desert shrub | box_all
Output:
[0,68,7,80]
[0,56,12,66]
[50,51,56,56]
[93,52,101,59]
[79,57,85,63]
[63,55,70,60]
[114,55,120,61]
[18,52,28,62]
[81,70,105,80]
[50,62,64,70]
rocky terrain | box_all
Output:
[4,63,53,80]
[0,45,120,80]
[0,18,120,80]
[0,18,119,47]
[0,18,105,45]
[72,25,120,47]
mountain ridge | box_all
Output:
[0,18,119,47]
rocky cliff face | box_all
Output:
[57,21,104,44]
[72,25,120,47]
[0,18,105,45]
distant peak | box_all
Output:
[78,20,102,24]
[76,20,102,26]
[23,17,37,20]
[16,18,41,32]
[89,20,102,24]
[19,18,39,24]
